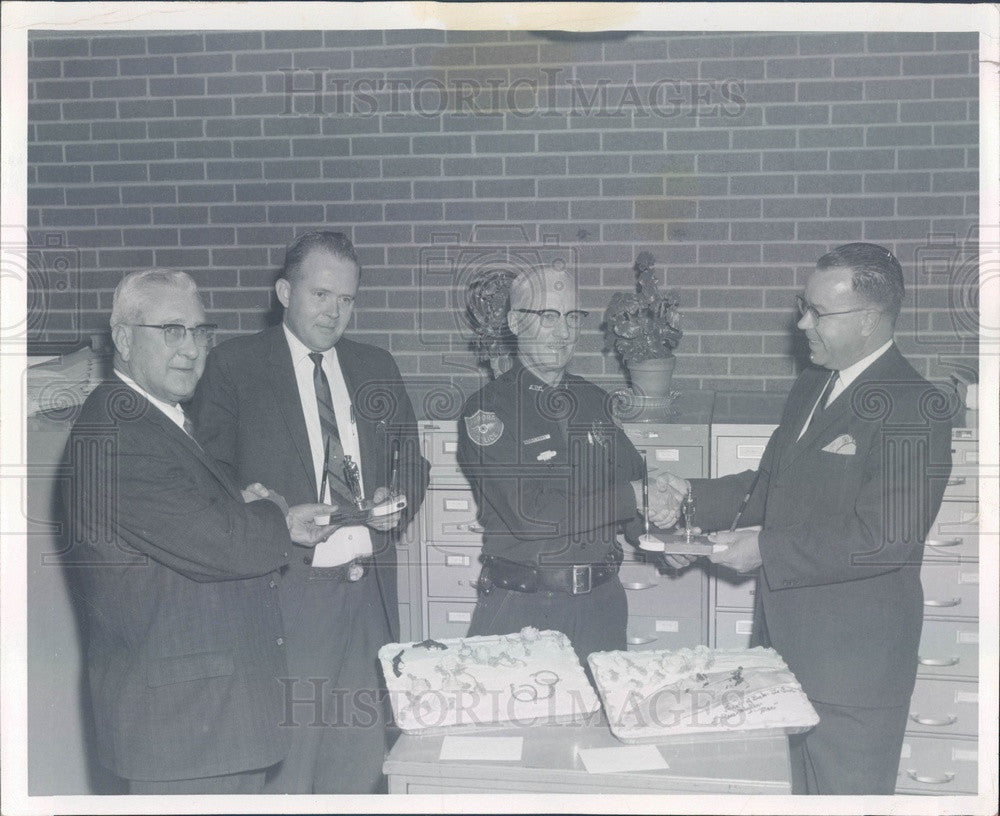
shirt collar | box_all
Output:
[511,359,569,393]
[113,369,187,430]
[835,340,894,389]
[283,322,338,367]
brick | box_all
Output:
[864,172,931,193]
[149,162,204,182]
[833,55,901,78]
[902,54,970,75]
[174,141,231,162]
[934,124,977,145]
[537,131,599,153]
[829,149,895,170]
[475,178,535,198]
[730,174,794,195]
[601,222,665,243]
[42,208,96,227]
[731,221,796,241]
[796,174,862,194]
[28,143,63,163]
[263,117,321,137]
[98,249,155,268]
[698,244,761,264]
[935,32,978,50]
[92,78,147,98]
[205,118,261,137]
[569,199,629,221]
[443,200,505,221]
[37,164,91,184]
[147,34,204,55]
[62,58,118,78]
[829,198,894,217]
[796,81,864,102]
[866,125,932,146]
[799,127,863,147]
[668,129,729,151]
[934,77,977,98]
[204,31,263,51]
[414,179,472,199]
[900,100,969,122]
[35,80,91,100]
[698,152,759,173]
[602,177,663,197]
[443,156,498,176]
[739,81,796,104]
[148,119,203,138]
[443,114,505,133]
[266,204,325,223]
[831,101,898,124]
[931,170,976,192]
[763,150,827,171]
[898,148,965,169]
[35,122,90,141]
[324,202,383,223]
[31,37,89,57]
[209,204,267,224]
[206,161,263,180]
[62,100,116,120]
[505,155,566,176]
[234,52,293,74]
[206,75,264,95]
[123,227,180,247]
[698,198,761,219]
[864,220,932,240]
[119,56,175,76]
[233,139,291,158]
[176,97,233,117]
[64,228,123,248]
[474,133,534,153]
[505,112,571,132]
[353,224,413,245]
[701,334,763,354]
[413,134,472,154]
[633,199,698,220]
[28,101,61,121]
[234,94,286,116]
[122,186,175,204]
[669,36,732,58]
[351,135,413,156]
[96,206,151,226]
[89,36,146,56]
[67,186,118,205]
[354,46,414,69]
[118,99,173,118]
[865,78,932,100]
[264,158,321,179]
[764,104,829,125]
[767,58,831,79]
[153,206,209,224]
[385,201,444,221]
[119,140,175,161]
[799,33,865,54]
[154,249,211,268]
[91,120,146,140]
[898,195,965,215]
[174,53,232,74]
[867,33,935,52]
[538,178,599,198]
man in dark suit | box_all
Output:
[190,231,429,794]
[662,243,954,794]
[62,269,336,794]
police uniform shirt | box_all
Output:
[457,362,645,567]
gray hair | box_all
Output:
[109,268,200,328]
[509,267,577,311]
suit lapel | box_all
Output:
[336,338,383,489]
[262,326,320,500]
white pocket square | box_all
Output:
[822,434,856,455]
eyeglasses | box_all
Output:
[795,296,876,323]
[512,308,589,328]
[132,323,218,347]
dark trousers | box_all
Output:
[263,571,391,794]
[788,698,909,794]
[128,768,268,794]
[468,574,627,662]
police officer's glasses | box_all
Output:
[794,296,875,323]
[132,323,218,347]
[512,308,589,328]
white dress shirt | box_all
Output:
[283,324,372,565]
[114,369,189,432]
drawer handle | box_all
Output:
[927,538,962,548]
[627,635,656,645]
[905,769,955,785]
[909,713,958,727]
[918,656,960,667]
[923,598,961,608]
[468,523,485,533]
[946,477,967,487]
[622,581,655,591]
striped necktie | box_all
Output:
[309,351,340,446]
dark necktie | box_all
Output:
[805,369,839,433]
[309,351,340,445]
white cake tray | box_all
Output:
[394,709,601,737]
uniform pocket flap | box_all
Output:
[147,650,235,687]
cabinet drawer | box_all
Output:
[421,425,466,482]
[920,561,979,618]
[632,445,705,480]
[423,489,484,543]
[896,735,977,794]
[944,440,978,500]
[626,614,704,651]
[714,433,774,477]
[425,601,475,640]
[619,561,706,617]
[714,610,755,650]
[924,502,978,561]
[425,544,481,600]
[907,678,978,738]
[917,618,978,679]
[714,570,756,610]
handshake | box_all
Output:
[636,471,691,530]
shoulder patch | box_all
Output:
[464,409,504,446]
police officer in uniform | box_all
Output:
[457,267,680,660]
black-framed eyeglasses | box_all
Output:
[512,308,589,328]
[132,323,218,347]
[795,296,876,323]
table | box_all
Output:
[384,715,792,794]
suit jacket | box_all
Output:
[61,378,292,782]
[691,345,954,707]
[188,326,430,642]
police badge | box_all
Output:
[464,409,504,446]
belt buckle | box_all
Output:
[571,564,592,595]
[347,561,365,582]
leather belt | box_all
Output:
[479,555,619,596]
[306,558,371,583]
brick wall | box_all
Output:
[26,30,979,412]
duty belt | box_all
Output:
[479,555,620,596]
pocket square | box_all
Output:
[822,433,856,455]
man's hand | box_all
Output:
[707,529,762,573]
[242,482,290,515]
[635,472,689,529]
[286,503,340,546]
[366,486,404,532]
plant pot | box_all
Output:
[627,356,676,399]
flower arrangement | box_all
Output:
[603,252,683,366]
[465,267,517,375]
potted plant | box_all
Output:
[603,252,683,399]
[466,267,517,378]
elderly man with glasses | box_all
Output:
[61,269,336,794]
[660,243,955,794]
[457,267,678,661]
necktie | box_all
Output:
[309,351,340,444]
[804,369,839,435]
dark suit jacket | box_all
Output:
[62,378,292,782]
[188,326,429,641]
[692,345,954,708]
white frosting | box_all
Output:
[379,628,600,733]
[588,646,819,742]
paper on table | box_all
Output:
[439,736,523,762]
[576,744,669,774]
[310,525,373,567]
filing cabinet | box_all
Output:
[896,734,978,794]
